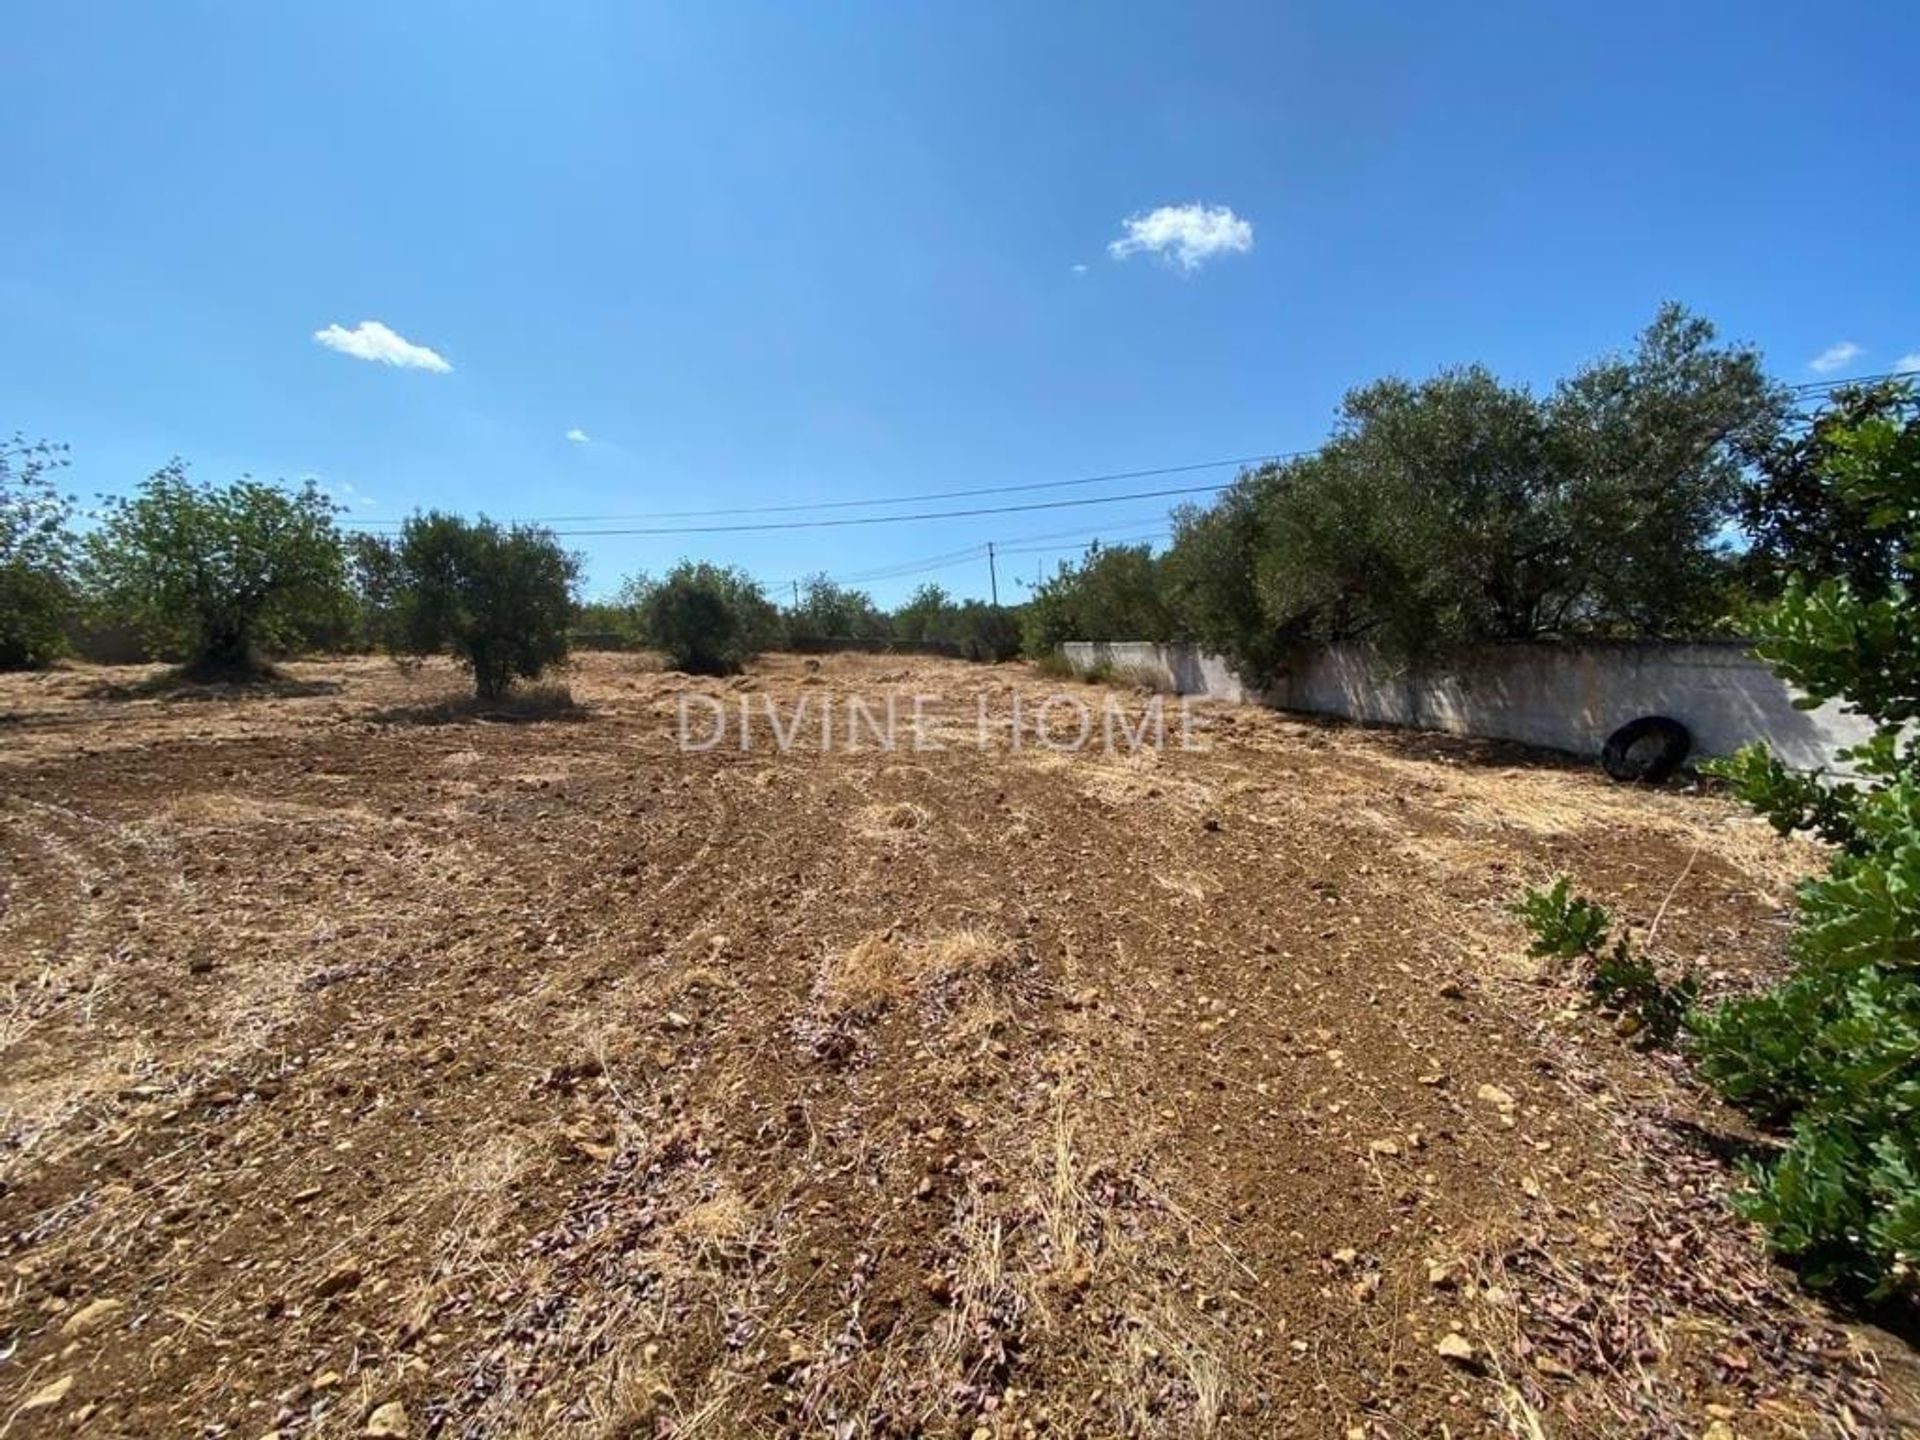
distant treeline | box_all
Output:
[4,304,1910,691]
[575,568,1020,673]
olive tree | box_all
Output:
[380,512,581,699]
[1160,305,1788,679]
[84,465,349,676]
[630,560,780,674]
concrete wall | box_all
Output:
[1061,639,1872,771]
[1062,640,1260,705]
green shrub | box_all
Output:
[951,601,1023,662]
[1513,875,1613,960]
[1513,877,1698,1046]
[891,582,954,644]
[630,561,780,675]
[890,584,1022,662]
[1692,382,1919,1298]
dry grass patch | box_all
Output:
[666,1182,757,1272]
[854,800,934,839]
[818,928,1010,1019]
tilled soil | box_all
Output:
[0,652,1911,1438]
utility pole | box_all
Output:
[987,542,999,606]
[791,579,800,608]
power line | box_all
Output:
[824,516,1172,583]
[1787,370,1916,393]
[752,517,1177,595]
[347,370,1905,538]
[343,452,1293,529]
[534,481,1234,537]
[995,530,1172,559]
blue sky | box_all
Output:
[3,2,1916,604]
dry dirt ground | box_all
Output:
[1,651,1914,1439]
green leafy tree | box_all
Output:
[382,513,581,699]
[1737,381,1916,602]
[631,560,780,674]
[892,582,955,643]
[84,465,350,675]
[1161,306,1786,679]
[1161,485,1294,684]
[1547,303,1784,635]
[1019,542,1173,654]
[346,530,406,652]
[0,434,75,669]
[788,574,888,645]
[1692,383,1919,1297]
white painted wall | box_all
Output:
[1060,639,1872,771]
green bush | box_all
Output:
[571,598,648,651]
[84,465,349,676]
[1691,382,1919,1298]
[1738,380,1916,602]
[950,601,1022,662]
[787,573,888,646]
[889,584,1022,661]
[630,561,780,675]
[377,512,581,699]
[891,582,954,644]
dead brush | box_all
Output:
[936,1189,1026,1392]
[663,1181,757,1275]
[1110,662,1175,695]
[585,1350,679,1440]
[1112,1303,1230,1436]
[400,1134,531,1337]
[828,1182,1029,1431]
[817,928,1010,1020]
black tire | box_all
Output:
[1602,715,1691,783]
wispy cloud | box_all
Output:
[1070,263,1089,275]
[565,427,591,444]
[1895,353,1920,375]
[1108,203,1253,272]
[314,320,452,373]
[1808,340,1863,374]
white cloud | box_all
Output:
[565,427,591,444]
[1107,203,1253,272]
[1808,340,1863,374]
[1895,353,1920,374]
[313,320,452,373]
[1070,263,1089,275]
